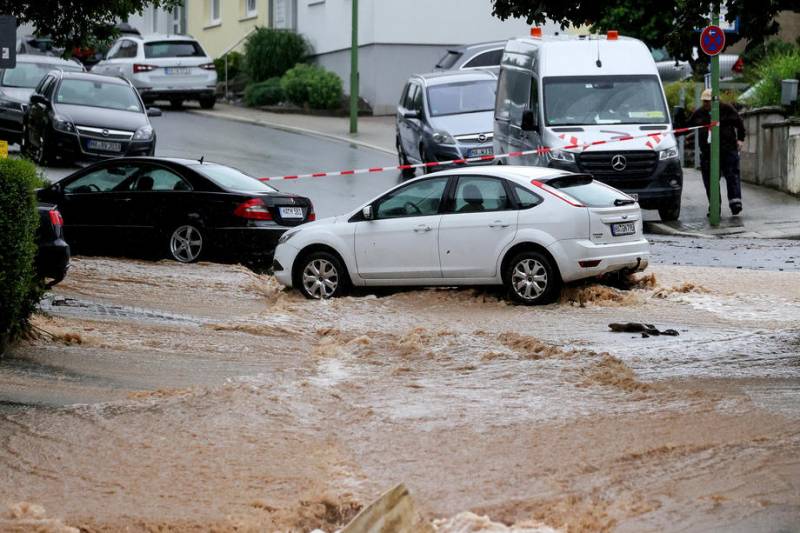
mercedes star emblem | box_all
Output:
[478,134,487,143]
[102,129,110,137]
[611,154,627,171]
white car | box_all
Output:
[273,167,650,305]
[92,34,217,109]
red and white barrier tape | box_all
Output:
[259,122,716,182]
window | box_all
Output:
[512,184,542,209]
[116,40,138,59]
[41,76,57,99]
[435,50,462,70]
[376,177,449,219]
[246,0,257,16]
[1,61,81,89]
[548,178,632,207]
[399,83,410,106]
[403,84,418,110]
[56,79,142,112]
[64,165,140,194]
[426,80,496,117]
[462,49,503,69]
[35,75,54,96]
[210,0,221,23]
[192,163,278,192]
[494,68,531,125]
[144,41,205,59]
[411,84,423,113]
[105,41,122,60]
[135,168,193,191]
[543,75,668,126]
[453,177,510,213]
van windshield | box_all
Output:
[543,75,667,126]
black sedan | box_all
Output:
[22,70,160,165]
[37,157,315,263]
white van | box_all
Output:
[494,32,683,221]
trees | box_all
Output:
[491,0,798,66]
[2,0,182,49]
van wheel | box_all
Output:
[658,199,681,222]
[504,251,560,305]
[297,252,349,300]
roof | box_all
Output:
[57,71,130,85]
[420,165,574,184]
[412,69,497,86]
[135,34,200,43]
[446,40,507,53]
[16,54,80,66]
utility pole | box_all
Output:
[349,0,358,134]
[709,6,721,226]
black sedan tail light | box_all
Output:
[234,198,273,220]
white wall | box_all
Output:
[297,0,557,55]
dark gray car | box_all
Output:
[434,41,506,72]
[396,70,497,178]
[0,55,84,144]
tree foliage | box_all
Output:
[491,0,798,66]
[1,0,182,49]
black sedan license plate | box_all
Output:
[279,207,304,219]
[469,147,493,157]
[87,140,122,152]
[611,222,636,236]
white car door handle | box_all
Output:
[413,224,432,233]
[489,221,510,228]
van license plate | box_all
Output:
[279,207,304,219]
[611,222,636,236]
[469,147,493,157]
[87,140,122,152]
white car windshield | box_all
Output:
[543,75,667,126]
[427,80,496,117]
[56,79,142,112]
[2,62,82,88]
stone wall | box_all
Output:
[740,108,800,196]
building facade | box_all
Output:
[185,0,272,58]
[125,5,187,36]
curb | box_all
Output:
[644,222,717,239]
[645,221,800,240]
[188,109,396,156]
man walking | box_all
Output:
[686,89,746,215]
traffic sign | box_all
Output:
[0,16,16,69]
[700,25,725,56]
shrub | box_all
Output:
[0,158,45,355]
[281,64,343,110]
[213,50,244,81]
[748,49,800,108]
[665,81,741,114]
[244,28,312,83]
[244,78,284,107]
[742,39,798,82]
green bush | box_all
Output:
[664,81,741,114]
[748,49,800,108]
[214,50,244,81]
[742,39,798,82]
[281,64,343,110]
[244,28,312,83]
[244,78,284,107]
[0,158,44,354]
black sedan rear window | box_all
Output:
[193,164,277,193]
[145,41,205,58]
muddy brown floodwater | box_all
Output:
[1,257,798,532]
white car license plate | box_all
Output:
[469,147,493,157]
[611,222,636,236]
[165,67,191,75]
[87,140,122,152]
[279,207,304,219]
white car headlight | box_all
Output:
[53,115,75,133]
[659,147,679,160]
[278,229,300,244]
[133,124,154,140]
[432,130,455,145]
[548,149,576,163]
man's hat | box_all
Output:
[701,88,713,101]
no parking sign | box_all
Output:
[700,25,725,56]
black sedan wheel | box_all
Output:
[168,224,204,263]
[298,252,348,300]
[504,251,560,305]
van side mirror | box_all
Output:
[521,109,538,132]
[362,205,374,220]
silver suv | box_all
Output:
[92,34,217,109]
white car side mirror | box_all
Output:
[362,205,373,220]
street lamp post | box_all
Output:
[349,0,358,134]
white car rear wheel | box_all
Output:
[505,251,560,305]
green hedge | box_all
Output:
[747,49,800,108]
[281,64,343,110]
[213,50,244,81]
[244,78,284,107]
[0,158,44,354]
[244,28,312,83]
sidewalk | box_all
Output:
[190,103,397,155]
[192,104,800,240]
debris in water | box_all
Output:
[608,323,680,337]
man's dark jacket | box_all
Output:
[686,103,746,155]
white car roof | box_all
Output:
[421,165,575,186]
[134,34,201,43]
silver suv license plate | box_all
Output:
[279,207,304,219]
[611,222,636,236]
